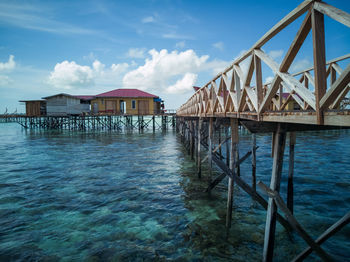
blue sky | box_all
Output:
[0,0,349,113]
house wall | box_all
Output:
[91,97,155,115]
[25,101,41,116]
[46,95,90,116]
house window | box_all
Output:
[132,100,136,109]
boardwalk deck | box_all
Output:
[176,1,349,261]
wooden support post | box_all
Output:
[252,133,257,192]
[208,118,213,178]
[225,126,230,167]
[226,118,238,232]
[153,116,155,132]
[190,121,194,160]
[263,123,286,262]
[218,126,222,158]
[197,118,202,178]
[287,132,296,214]
[312,8,327,125]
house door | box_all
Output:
[106,100,116,113]
[120,101,126,114]
[93,102,99,114]
[138,100,149,115]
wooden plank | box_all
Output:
[259,182,333,261]
[255,53,263,111]
[255,49,316,110]
[314,1,350,28]
[208,117,213,177]
[280,11,312,72]
[197,118,202,178]
[292,212,350,261]
[331,84,350,109]
[320,64,350,109]
[263,123,286,262]
[202,136,231,163]
[226,118,238,230]
[252,134,257,191]
[312,8,327,124]
[245,86,258,111]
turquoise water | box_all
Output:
[0,123,349,261]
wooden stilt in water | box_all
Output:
[225,126,230,167]
[263,123,286,262]
[226,118,238,234]
[252,133,257,192]
[208,118,213,179]
[190,121,195,160]
[287,132,296,214]
[197,118,202,178]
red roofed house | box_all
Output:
[91,88,162,115]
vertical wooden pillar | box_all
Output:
[225,126,230,167]
[190,121,195,160]
[208,118,213,178]
[254,54,263,111]
[226,118,239,231]
[252,133,257,192]
[287,132,296,214]
[263,124,286,262]
[312,8,327,125]
[218,125,222,158]
[197,118,202,178]
[153,116,155,132]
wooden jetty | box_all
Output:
[176,0,350,261]
[0,114,176,131]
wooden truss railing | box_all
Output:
[177,0,350,126]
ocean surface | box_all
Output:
[0,122,349,261]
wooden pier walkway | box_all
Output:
[176,1,349,261]
[0,114,176,131]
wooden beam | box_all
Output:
[197,118,202,178]
[292,211,350,261]
[312,8,327,124]
[259,182,333,261]
[280,11,312,72]
[226,118,239,231]
[263,123,286,262]
[255,53,263,112]
[320,63,350,109]
[313,1,350,28]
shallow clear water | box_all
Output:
[0,123,349,261]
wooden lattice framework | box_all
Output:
[177,0,350,127]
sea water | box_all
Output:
[0,123,349,261]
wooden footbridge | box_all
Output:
[176,1,349,261]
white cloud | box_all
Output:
[92,60,105,73]
[268,49,284,60]
[142,16,155,23]
[111,63,129,73]
[290,58,312,73]
[213,41,224,51]
[265,76,274,84]
[175,41,185,49]
[162,33,193,40]
[123,48,228,94]
[127,48,146,59]
[0,55,16,71]
[48,59,131,90]
[167,73,197,94]
[48,61,94,89]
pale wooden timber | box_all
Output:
[312,7,327,124]
[197,118,202,178]
[177,1,350,128]
[226,118,238,231]
[263,123,286,262]
[292,211,350,261]
[313,1,350,28]
[208,117,213,177]
[259,182,332,261]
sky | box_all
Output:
[0,0,349,113]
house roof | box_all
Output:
[42,93,93,101]
[95,88,158,98]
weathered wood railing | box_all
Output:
[177,0,350,127]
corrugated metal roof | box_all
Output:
[95,89,158,98]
